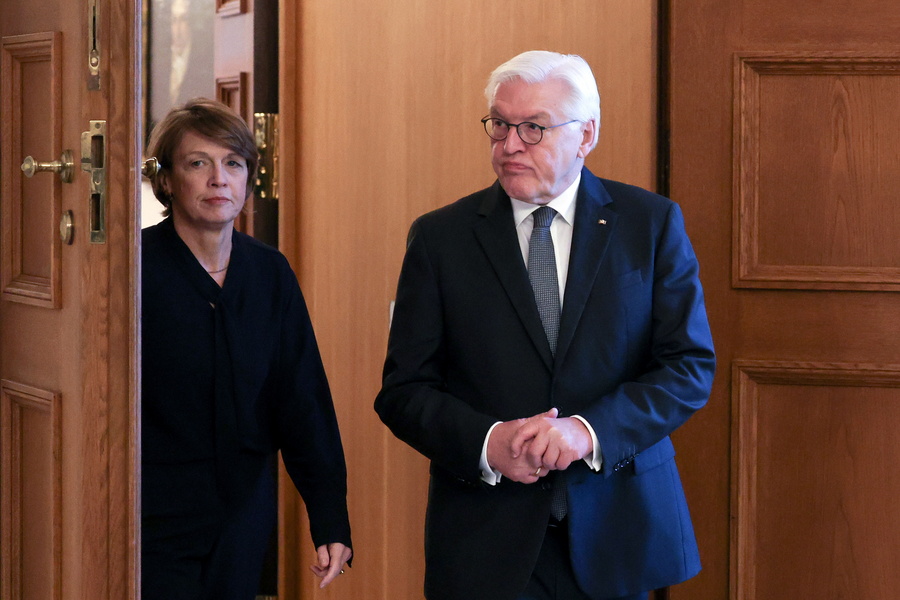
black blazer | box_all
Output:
[376,168,715,599]
[142,218,352,549]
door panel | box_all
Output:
[0,381,60,600]
[732,362,900,598]
[669,1,900,598]
[734,52,900,290]
[0,0,140,598]
[1,32,62,309]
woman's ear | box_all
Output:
[157,170,172,198]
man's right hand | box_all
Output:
[486,409,558,483]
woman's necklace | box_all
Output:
[207,263,229,274]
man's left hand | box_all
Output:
[510,410,593,472]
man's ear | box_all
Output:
[577,119,598,158]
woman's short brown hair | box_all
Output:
[145,98,259,216]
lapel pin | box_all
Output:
[598,219,607,225]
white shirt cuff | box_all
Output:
[572,414,603,471]
[480,421,503,486]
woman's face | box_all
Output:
[162,130,249,232]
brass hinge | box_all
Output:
[253,113,279,201]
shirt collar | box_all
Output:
[510,173,581,228]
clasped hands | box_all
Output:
[487,407,593,483]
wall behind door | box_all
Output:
[278,2,659,598]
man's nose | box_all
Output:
[503,127,527,153]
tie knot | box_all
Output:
[532,206,556,229]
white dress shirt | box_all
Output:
[480,175,603,485]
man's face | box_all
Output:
[489,78,595,205]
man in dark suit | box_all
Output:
[375,50,715,600]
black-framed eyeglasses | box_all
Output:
[481,116,579,145]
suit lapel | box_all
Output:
[473,183,555,369]
[555,170,617,367]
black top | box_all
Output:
[142,217,351,548]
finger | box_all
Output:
[320,543,351,589]
[555,454,574,471]
[308,544,331,578]
[511,409,558,456]
[510,423,539,457]
[329,544,348,571]
[542,443,561,470]
[523,407,558,425]
[525,431,551,464]
[317,544,330,568]
[318,559,343,589]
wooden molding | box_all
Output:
[0,32,62,309]
[0,379,62,600]
[731,360,900,599]
[216,0,247,17]
[215,72,250,124]
[732,52,900,291]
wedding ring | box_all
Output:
[534,467,542,476]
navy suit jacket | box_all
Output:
[375,168,715,600]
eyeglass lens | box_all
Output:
[484,119,544,144]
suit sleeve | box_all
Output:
[375,220,498,481]
[579,202,715,474]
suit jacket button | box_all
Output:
[541,481,551,490]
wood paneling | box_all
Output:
[733,52,900,290]
[215,72,250,122]
[0,32,62,308]
[279,2,658,598]
[670,0,900,598]
[732,362,900,599]
[0,380,61,600]
[0,0,140,598]
[215,0,246,17]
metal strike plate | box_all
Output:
[81,120,107,243]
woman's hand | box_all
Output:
[309,542,352,588]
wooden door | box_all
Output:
[0,0,140,599]
[213,0,279,246]
[668,1,900,598]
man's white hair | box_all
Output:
[484,50,601,130]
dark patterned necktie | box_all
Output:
[527,206,560,356]
[527,206,568,520]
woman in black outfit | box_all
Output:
[141,98,352,599]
